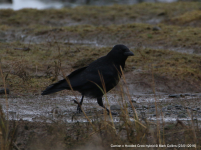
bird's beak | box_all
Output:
[124,51,134,56]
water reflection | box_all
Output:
[0,0,64,10]
[0,0,177,10]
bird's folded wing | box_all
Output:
[41,67,87,95]
[64,66,88,88]
[78,68,120,89]
[69,65,120,90]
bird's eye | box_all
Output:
[122,49,128,52]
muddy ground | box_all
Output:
[0,2,201,150]
[2,93,201,149]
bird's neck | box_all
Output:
[115,57,127,70]
[113,61,126,74]
[108,55,128,71]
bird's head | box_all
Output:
[107,44,134,70]
[107,44,134,61]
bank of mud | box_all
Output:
[3,93,201,149]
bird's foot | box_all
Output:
[76,105,82,113]
[107,108,118,115]
[73,99,79,104]
[72,99,82,113]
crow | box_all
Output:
[41,44,134,114]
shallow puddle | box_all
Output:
[0,93,201,123]
[0,0,177,10]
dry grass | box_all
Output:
[0,2,201,27]
[0,2,201,149]
[1,41,201,94]
[1,62,201,149]
[0,63,18,150]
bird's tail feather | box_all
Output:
[41,79,70,95]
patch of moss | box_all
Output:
[1,40,201,94]
[1,2,201,28]
[131,48,201,83]
[171,10,201,24]
[1,2,201,94]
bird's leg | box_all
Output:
[97,97,117,115]
[77,95,84,113]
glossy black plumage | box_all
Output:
[42,44,134,114]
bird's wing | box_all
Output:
[68,66,87,78]
[41,66,87,95]
[66,66,88,88]
[80,65,120,90]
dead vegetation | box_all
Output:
[0,1,201,150]
[1,42,201,94]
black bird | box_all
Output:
[41,44,134,114]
